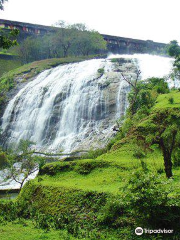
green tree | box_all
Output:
[0,29,19,49]
[5,140,38,190]
[74,30,107,56]
[167,40,180,57]
[0,0,19,49]
[136,108,180,178]
[17,36,42,63]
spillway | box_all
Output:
[1,54,174,153]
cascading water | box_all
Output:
[1,54,174,153]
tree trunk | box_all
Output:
[163,153,173,178]
[160,139,173,178]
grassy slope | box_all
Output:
[0,55,101,82]
[0,58,21,78]
[35,145,164,195]
[0,221,77,240]
[1,89,180,239]
[153,90,180,109]
[23,90,180,200]
[31,91,180,194]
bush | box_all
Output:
[126,171,180,229]
[75,161,107,175]
[97,199,125,228]
[98,68,104,74]
[81,148,107,159]
[133,148,146,159]
[173,149,180,167]
[0,150,8,169]
[168,97,174,104]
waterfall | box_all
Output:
[1,54,174,153]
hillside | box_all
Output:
[1,89,180,239]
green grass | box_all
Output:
[0,55,102,82]
[0,220,77,240]
[1,83,180,239]
[35,143,165,194]
[153,90,180,109]
[0,58,21,78]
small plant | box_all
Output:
[168,97,174,104]
[81,148,107,159]
[97,68,104,74]
[133,148,146,159]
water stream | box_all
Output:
[1,54,174,154]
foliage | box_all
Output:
[172,148,180,167]
[81,148,107,159]
[0,220,76,240]
[136,108,180,178]
[0,29,19,49]
[126,171,180,229]
[0,149,8,169]
[97,68,104,74]
[0,0,19,50]
[167,40,180,80]
[0,0,7,10]
[168,97,174,104]
[127,77,169,116]
[14,21,107,63]
[167,40,180,57]
[0,56,21,78]
[132,147,146,159]
[3,140,39,189]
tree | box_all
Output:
[2,140,39,190]
[0,0,7,10]
[17,36,42,63]
[74,30,106,56]
[53,20,106,57]
[136,108,180,178]
[0,0,19,49]
[0,29,19,49]
[121,70,141,115]
[167,40,180,57]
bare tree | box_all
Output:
[121,69,141,115]
[2,140,38,190]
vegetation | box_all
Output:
[167,40,180,82]
[1,45,180,239]
[14,21,107,64]
[3,140,40,189]
[0,29,19,49]
[0,0,7,10]
[167,40,180,57]
[0,56,21,78]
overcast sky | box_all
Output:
[0,0,179,43]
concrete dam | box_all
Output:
[0,19,167,54]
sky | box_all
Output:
[0,0,180,44]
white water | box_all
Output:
[108,53,174,80]
[0,164,38,190]
[1,54,174,154]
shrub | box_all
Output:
[75,161,107,175]
[97,68,104,74]
[81,148,107,159]
[173,149,180,167]
[133,148,146,159]
[0,150,8,169]
[168,97,174,104]
[97,199,126,228]
[126,171,180,229]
